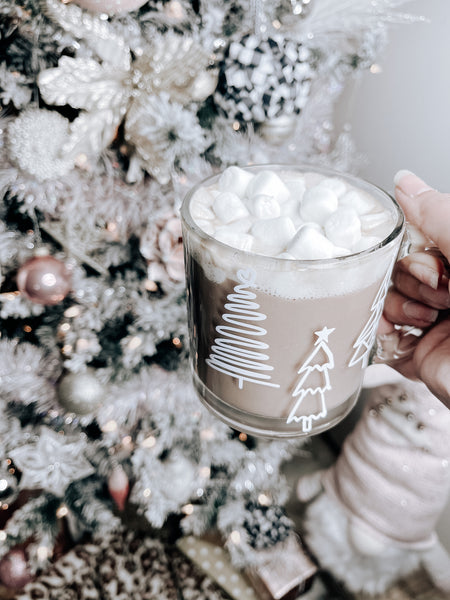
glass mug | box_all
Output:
[181,164,405,438]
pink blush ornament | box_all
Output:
[17,256,72,305]
[68,0,149,15]
[108,465,129,511]
[0,549,33,589]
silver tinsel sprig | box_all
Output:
[0,417,22,457]
[0,339,61,410]
[64,478,122,537]
[0,63,32,109]
[0,495,60,562]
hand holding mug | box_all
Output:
[379,171,450,408]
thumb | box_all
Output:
[394,170,450,261]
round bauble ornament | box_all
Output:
[67,0,148,15]
[17,256,72,305]
[214,34,314,125]
[57,369,105,415]
[0,549,33,589]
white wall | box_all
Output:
[344,0,450,193]
[342,0,450,552]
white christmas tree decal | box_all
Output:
[206,268,280,390]
[348,256,396,368]
[287,327,335,433]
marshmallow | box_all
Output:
[214,227,254,252]
[282,175,306,202]
[324,207,361,249]
[352,235,380,252]
[339,190,376,215]
[221,217,252,233]
[249,194,281,219]
[251,216,296,255]
[300,186,339,225]
[194,218,215,235]
[199,247,227,283]
[246,170,291,204]
[212,191,249,224]
[190,188,215,221]
[360,210,392,233]
[217,166,254,197]
[286,225,337,259]
[279,198,301,221]
[317,177,347,197]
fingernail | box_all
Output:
[394,170,434,197]
[403,300,438,322]
[418,283,450,309]
[408,263,439,289]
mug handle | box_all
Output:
[370,223,445,366]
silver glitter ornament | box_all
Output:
[58,368,105,415]
[7,108,74,181]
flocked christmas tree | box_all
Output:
[0,0,418,588]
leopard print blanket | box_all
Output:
[14,530,228,600]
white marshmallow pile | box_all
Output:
[189,167,394,260]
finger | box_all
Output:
[394,171,450,261]
[393,268,450,310]
[414,318,450,409]
[396,251,445,289]
[377,314,395,335]
[383,287,439,329]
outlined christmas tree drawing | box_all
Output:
[348,256,396,368]
[287,327,335,433]
[206,268,280,390]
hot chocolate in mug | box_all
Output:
[181,164,406,438]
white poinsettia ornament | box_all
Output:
[39,0,217,184]
[9,427,95,497]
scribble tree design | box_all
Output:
[348,257,396,368]
[287,327,335,433]
[206,268,280,390]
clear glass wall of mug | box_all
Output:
[181,165,405,438]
